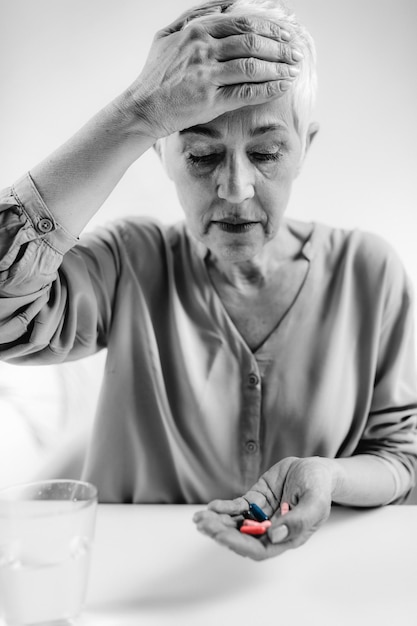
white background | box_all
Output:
[0,0,416,485]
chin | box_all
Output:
[208,240,263,264]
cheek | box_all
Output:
[257,168,292,203]
[256,169,295,230]
[174,172,212,224]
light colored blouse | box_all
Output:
[1,173,417,503]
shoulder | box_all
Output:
[81,217,193,285]
[287,217,404,270]
[311,221,413,307]
[311,221,406,275]
[110,216,174,246]
[82,216,187,256]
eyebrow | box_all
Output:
[250,124,287,136]
[179,126,221,139]
[179,123,286,139]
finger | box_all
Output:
[193,509,239,541]
[206,497,249,516]
[217,58,300,85]
[194,510,268,559]
[201,515,292,561]
[215,527,270,560]
[241,459,296,517]
[269,513,308,546]
[216,34,301,64]
[262,502,291,542]
[158,4,225,37]
[193,509,238,529]
[203,14,292,42]
[268,493,330,547]
[199,1,235,12]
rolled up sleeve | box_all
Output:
[0,173,119,363]
[0,173,77,291]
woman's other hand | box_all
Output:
[124,5,302,139]
[193,456,334,561]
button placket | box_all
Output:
[240,361,263,486]
[248,372,260,387]
[245,440,258,454]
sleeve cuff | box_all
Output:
[11,172,78,255]
[371,454,412,504]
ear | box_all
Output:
[304,121,319,155]
[296,121,319,176]
[153,141,162,159]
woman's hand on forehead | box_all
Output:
[126,6,303,140]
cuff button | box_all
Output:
[37,218,54,233]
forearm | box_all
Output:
[30,92,155,236]
[27,11,301,237]
[320,454,411,507]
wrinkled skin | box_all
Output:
[124,4,302,139]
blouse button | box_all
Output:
[37,218,54,234]
[245,440,258,454]
[248,373,260,387]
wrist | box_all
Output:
[313,457,347,502]
[111,86,165,144]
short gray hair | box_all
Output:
[184,0,317,138]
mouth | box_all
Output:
[211,221,259,234]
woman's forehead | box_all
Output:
[180,98,295,142]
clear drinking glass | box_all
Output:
[0,479,97,626]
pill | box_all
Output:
[280,502,290,516]
[240,524,268,536]
[241,519,272,529]
[244,508,258,521]
[248,502,269,522]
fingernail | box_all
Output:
[279,80,292,92]
[280,29,291,41]
[269,524,289,544]
[292,49,304,62]
[288,66,300,77]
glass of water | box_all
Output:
[0,479,97,625]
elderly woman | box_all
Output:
[1,0,416,560]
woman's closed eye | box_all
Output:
[186,150,283,168]
[187,152,222,166]
[250,151,282,163]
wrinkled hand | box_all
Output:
[193,457,334,561]
[127,4,302,138]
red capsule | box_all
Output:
[240,519,271,535]
[240,524,267,535]
[241,519,272,528]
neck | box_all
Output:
[206,222,299,290]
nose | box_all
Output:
[216,154,255,204]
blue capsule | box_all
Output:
[248,502,269,522]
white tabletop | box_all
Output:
[78,504,417,626]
